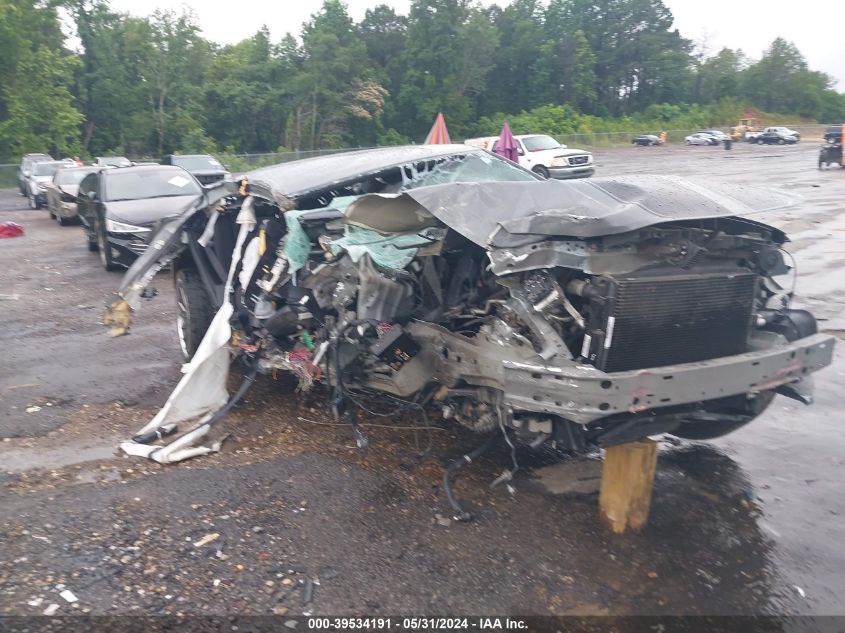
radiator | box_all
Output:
[583,270,759,373]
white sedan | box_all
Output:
[685,133,718,146]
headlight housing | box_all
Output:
[550,157,569,167]
[106,219,151,234]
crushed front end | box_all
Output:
[108,169,834,466]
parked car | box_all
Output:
[77,165,204,271]
[465,134,594,179]
[94,156,132,168]
[684,133,718,146]
[747,127,801,143]
[108,144,833,516]
[44,166,100,225]
[755,130,799,145]
[23,161,65,209]
[17,154,54,195]
[700,130,730,142]
[632,134,662,146]
[162,154,230,187]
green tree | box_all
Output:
[288,0,380,149]
[0,0,82,160]
[698,48,744,104]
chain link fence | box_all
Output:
[0,164,19,189]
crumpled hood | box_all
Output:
[397,175,797,246]
[59,184,80,197]
[105,195,202,226]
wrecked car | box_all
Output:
[107,144,834,517]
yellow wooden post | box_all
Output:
[598,439,658,534]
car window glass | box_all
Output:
[400,152,538,191]
[57,169,96,185]
[34,163,62,177]
[79,174,96,196]
[172,155,224,170]
[521,135,562,151]
[104,170,202,201]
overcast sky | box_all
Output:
[107,0,845,89]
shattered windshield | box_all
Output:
[400,152,538,191]
[172,155,225,171]
[104,169,202,201]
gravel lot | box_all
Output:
[1,142,844,620]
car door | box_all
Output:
[18,159,29,192]
[45,172,61,214]
[515,140,528,168]
[77,173,98,237]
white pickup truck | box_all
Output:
[464,134,594,179]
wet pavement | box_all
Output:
[1,142,844,618]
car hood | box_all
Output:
[58,184,80,197]
[187,169,228,176]
[32,176,53,184]
[105,195,203,226]
[392,175,796,246]
[527,147,590,159]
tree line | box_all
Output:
[1,0,844,162]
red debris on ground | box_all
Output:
[0,222,24,238]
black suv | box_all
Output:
[162,154,230,187]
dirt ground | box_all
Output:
[1,142,844,621]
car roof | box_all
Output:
[58,166,99,173]
[101,164,186,176]
[246,144,490,206]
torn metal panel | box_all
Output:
[119,198,257,463]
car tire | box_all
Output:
[532,165,550,179]
[95,217,119,271]
[174,267,216,360]
[56,213,69,226]
[671,392,775,440]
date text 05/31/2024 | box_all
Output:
[307,617,528,630]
